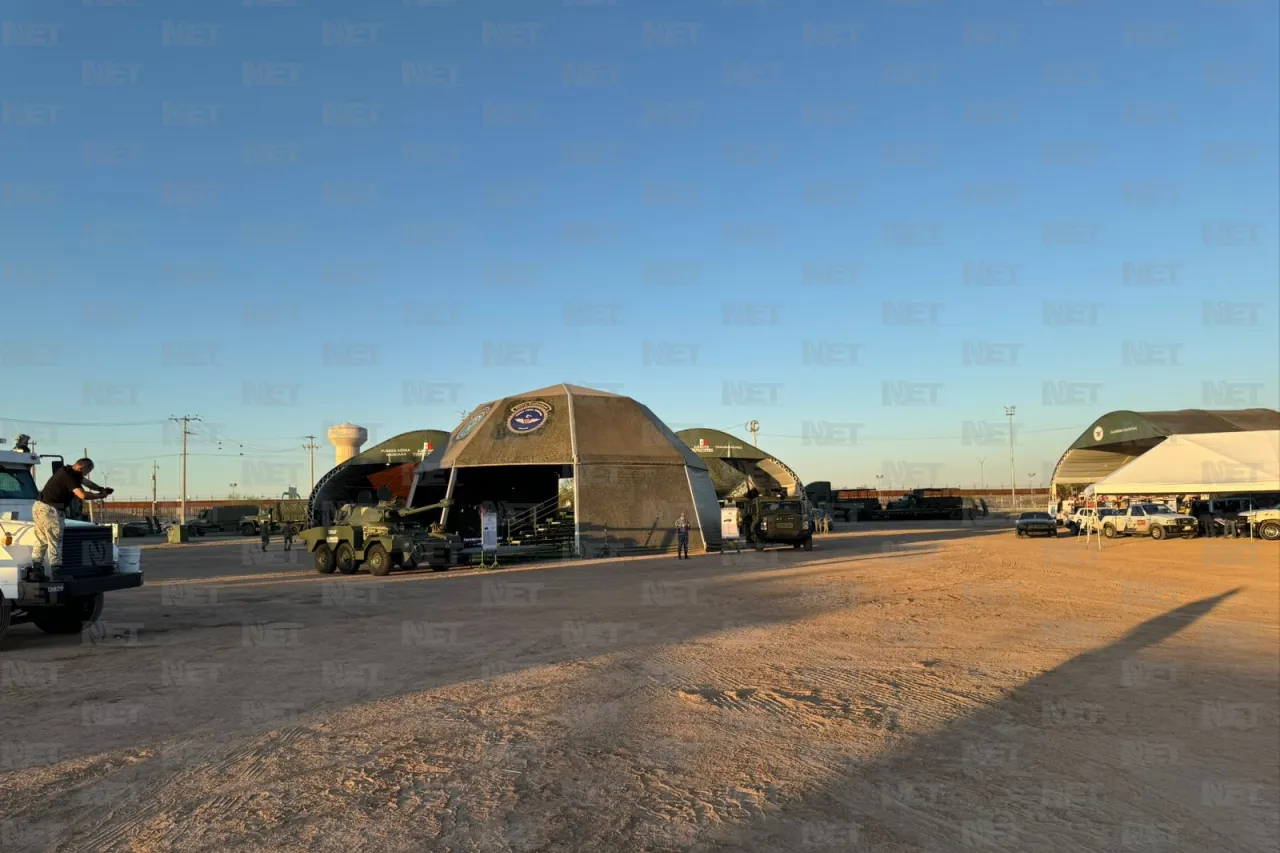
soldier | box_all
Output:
[282,523,294,551]
[675,512,690,559]
[31,458,112,580]
[260,518,271,552]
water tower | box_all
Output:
[328,422,368,466]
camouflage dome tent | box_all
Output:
[407,384,722,556]
[676,427,804,499]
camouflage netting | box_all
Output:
[411,384,722,553]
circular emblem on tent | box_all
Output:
[454,407,490,441]
[508,401,552,434]
[1092,425,1104,442]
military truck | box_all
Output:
[240,499,309,536]
[296,497,461,576]
[189,504,258,536]
[804,483,881,522]
[863,489,964,521]
[739,493,815,551]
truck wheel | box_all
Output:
[1102,524,1117,539]
[1150,525,1167,540]
[0,596,11,643]
[240,522,255,536]
[335,543,358,575]
[30,593,104,635]
[366,544,392,577]
[313,544,336,574]
[1259,520,1280,541]
[803,537,813,552]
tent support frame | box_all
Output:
[563,384,583,558]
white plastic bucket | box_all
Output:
[117,547,142,574]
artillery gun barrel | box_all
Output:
[395,498,452,518]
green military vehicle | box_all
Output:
[296,497,461,576]
[240,499,309,537]
[739,493,816,551]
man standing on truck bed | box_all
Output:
[31,457,112,580]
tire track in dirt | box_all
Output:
[63,724,310,852]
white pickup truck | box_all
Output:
[1101,503,1200,540]
[0,436,143,643]
[1067,506,1119,534]
[1238,503,1280,540]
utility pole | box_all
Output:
[151,461,158,517]
[976,457,987,489]
[1004,406,1017,511]
[746,420,759,447]
[169,415,201,524]
[302,435,319,493]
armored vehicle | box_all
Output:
[739,493,815,551]
[296,496,460,576]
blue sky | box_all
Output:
[2,0,1277,498]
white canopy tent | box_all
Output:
[1084,430,1280,496]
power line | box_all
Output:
[0,418,168,427]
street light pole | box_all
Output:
[1004,406,1017,511]
[977,457,986,489]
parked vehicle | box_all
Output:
[297,498,460,576]
[240,499,310,536]
[189,504,259,536]
[1067,506,1118,534]
[0,435,143,643]
[1238,503,1280,540]
[1015,511,1057,537]
[738,494,816,550]
[1102,503,1199,540]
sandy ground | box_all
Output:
[1,521,1276,852]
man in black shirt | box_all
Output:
[31,457,112,579]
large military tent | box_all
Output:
[1084,430,1280,496]
[407,384,722,556]
[1050,408,1280,496]
[308,429,448,525]
[676,428,804,499]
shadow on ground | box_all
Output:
[689,589,1278,853]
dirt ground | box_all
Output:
[1,522,1276,852]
